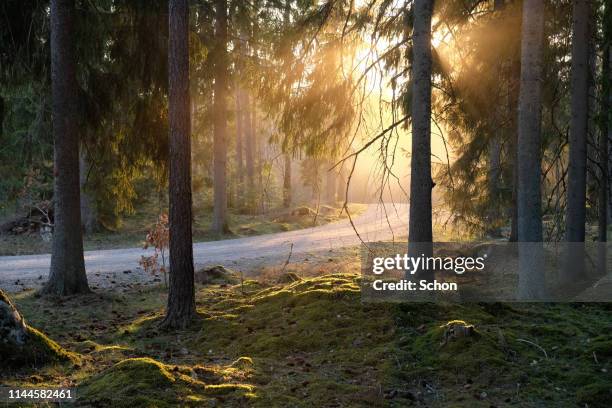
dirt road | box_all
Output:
[0,203,408,291]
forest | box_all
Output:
[0,0,611,406]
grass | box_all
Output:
[2,252,611,407]
[0,202,367,256]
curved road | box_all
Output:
[0,204,408,288]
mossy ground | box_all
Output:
[2,254,611,407]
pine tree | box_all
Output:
[212,0,230,234]
[408,0,434,278]
[43,0,90,296]
[162,0,196,329]
[517,0,546,299]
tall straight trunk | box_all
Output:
[563,0,590,282]
[162,0,195,329]
[509,47,522,243]
[566,0,590,243]
[599,3,611,274]
[235,87,244,188]
[212,0,229,234]
[325,162,336,204]
[283,154,292,207]
[244,91,255,200]
[408,0,434,278]
[252,101,262,208]
[337,162,348,202]
[43,0,89,296]
[517,0,546,299]
[486,0,505,237]
[79,150,98,234]
[282,0,292,209]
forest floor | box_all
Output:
[3,250,611,407]
[0,202,367,256]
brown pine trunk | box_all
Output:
[517,0,546,299]
[408,0,434,278]
[283,154,292,208]
[563,0,590,282]
[325,162,336,204]
[236,89,244,183]
[566,0,590,244]
[162,0,196,329]
[212,0,229,234]
[337,163,348,202]
[282,0,292,209]
[79,150,98,234]
[244,91,255,204]
[43,0,90,296]
[598,4,611,275]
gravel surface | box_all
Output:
[0,203,408,293]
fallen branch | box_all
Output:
[517,338,548,359]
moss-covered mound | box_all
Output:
[79,357,256,407]
[191,274,398,406]
[395,303,612,407]
[5,273,611,407]
[1,289,75,368]
[80,358,177,407]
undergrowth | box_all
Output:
[3,272,611,407]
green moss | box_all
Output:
[5,269,611,407]
[190,274,397,406]
[80,357,257,407]
[80,358,178,407]
[1,290,76,369]
[589,336,612,358]
[577,381,612,404]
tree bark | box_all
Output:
[486,0,505,237]
[599,3,611,275]
[244,91,255,204]
[79,150,98,234]
[408,0,434,278]
[162,0,196,329]
[283,154,292,208]
[43,0,90,296]
[337,162,348,202]
[235,86,244,200]
[212,0,229,234]
[562,0,590,282]
[517,0,546,299]
[282,0,292,209]
[325,162,337,204]
[566,0,590,244]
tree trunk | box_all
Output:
[282,0,292,209]
[235,86,244,203]
[325,162,336,204]
[212,0,229,234]
[486,0,505,237]
[487,135,501,235]
[162,0,196,329]
[283,154,292,208]
[337,162,348,202]
[244,91,255,203]
[566,0,590,244]
[563,0,590,282]
[236,89,244,183]
[253,101,263,213]
[43,0,90,296]
[517,0,546,299]
[408,0,434,278]
[79,150,98,234]
[599,3,611,275]
[509,38,522,243]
